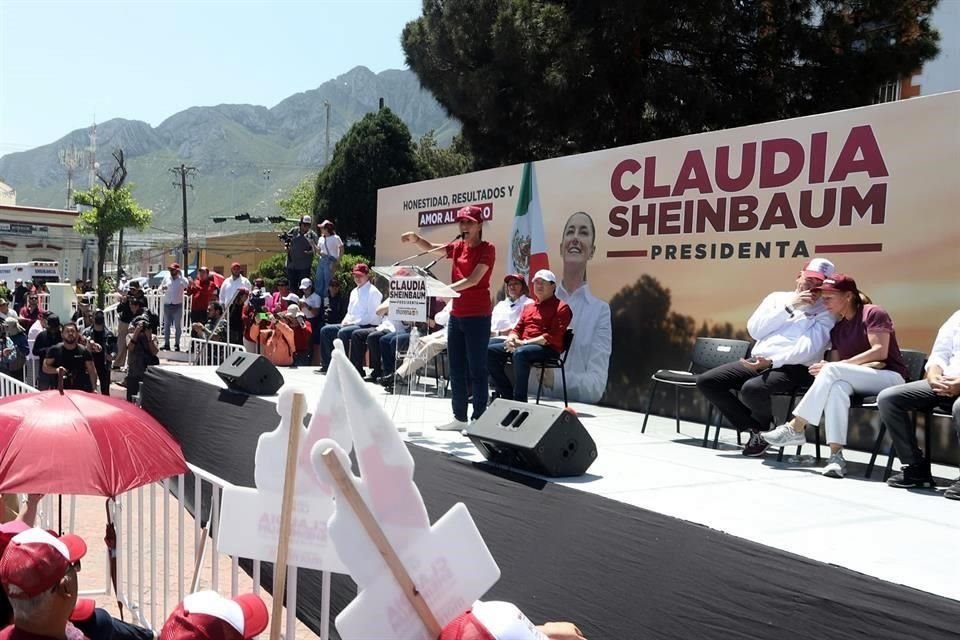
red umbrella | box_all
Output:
[0,389,188,621]
[0,390,187,496]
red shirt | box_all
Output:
[446,240,495,318]
[511,295,572,353]
[188,278,217,311]
[830,304,908,378]
[292,321,312,354]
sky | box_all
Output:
[0,0,423,157]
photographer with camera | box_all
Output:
[113,281,140,370]
[282,215,318,288]
[0,317,28,382]
[126,297,160,402]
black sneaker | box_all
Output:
[363,373,381,383]
[887,462,935,489]
[161,344,171,351]
[945,479,960,501]
[742,431,769,457]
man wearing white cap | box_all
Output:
[439,601,586,640]
[696,258,837,456]
[284,215,318,289]
[488,269,572,403]
[159,590,268,640]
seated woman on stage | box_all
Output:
[763,274,908,478]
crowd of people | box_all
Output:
[694,257,960,498]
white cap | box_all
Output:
[531,269,557,284]
[299,277,312,291]
[300,215,312,224]
[286,304,303,316]
[282,292,300,303]
[801,258,836,280]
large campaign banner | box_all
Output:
[376,92,960,413]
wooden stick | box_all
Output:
[270,393,307,640]
[190,527,208,593]
[320,447,442,637]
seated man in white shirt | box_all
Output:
[489,273,533,342]
[317,264,382,372]
[695,258,836,456]
[879,310,960,498]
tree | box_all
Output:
[276,174,316,224]
[402,0,940,168]
[313,108,427,256]
[73,184,151,307]
[416,131,474,178]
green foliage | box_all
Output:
[402,0,941,168]
[250,252,289,286]
[276,175,316,227]
[415,131,474,178]
[313,108,428,256]
[333,254,372,296]
[73,184,152,307]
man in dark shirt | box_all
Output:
[324,279,347,325]
[487,269,573,403]
[114,282,140,370]
[11,280,27,313]
[42,322,97,393]
[31,314,62,390]
[285,215,318,288]
[82,311,115,396]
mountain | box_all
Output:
[0,66,458,232]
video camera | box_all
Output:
[278,229,296,249]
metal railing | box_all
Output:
[188,337,246,367]
[0,371,38,397]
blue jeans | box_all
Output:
[320,323,370,368]
[488,341,556,402]
[380,330,410,378]
[163,303,183,348]
[447,314,491,422]
[315,255,337,301]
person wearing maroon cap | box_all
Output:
[0,527,87,639]
[219,263,251,309]
[317,263,383,371]
[158,590,268,640]
[490,273,533,339]
[402,205,496,430]
[697,258,837,456]
[764,274,908,478]
[440,601,586,640]
[488,270,572,403]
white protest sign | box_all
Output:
[217,370,353,573]
[309,347,501,640]
[389,275,428,322]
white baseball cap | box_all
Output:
[299,277,312,291]
[300,215,312,225]
[159,590,268,639]
[531,269,557,284]
[282,292,301,303]
[801,258,835,281]
[439,601,549,640]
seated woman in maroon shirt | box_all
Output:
[401,206,496,431]
[763,274,907,479]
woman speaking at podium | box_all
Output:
[401,205,495,431]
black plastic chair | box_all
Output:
[861,349,928,479]
[531,329,574,406]
[642,337,752,436]
[771,386,824,462]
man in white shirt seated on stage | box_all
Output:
[696,258,836,456]
[317,263,382,373]
[219,262,252,307]
[880,309,960,499]
[489,273,533,341]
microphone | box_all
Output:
[392,232,463,266]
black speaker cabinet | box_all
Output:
[466,399,598,477]
[215,352,284,395]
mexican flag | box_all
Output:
[508,162,550,287]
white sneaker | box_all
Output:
[763,423,807,447]
[822,451,847,478]
[435,419,468,432]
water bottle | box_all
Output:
[407,326,420,355]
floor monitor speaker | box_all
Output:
[215,352,284,395]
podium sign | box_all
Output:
[389,276,428,322]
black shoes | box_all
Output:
[887,462,935,489]
[363,372,382,383]
[741,431,769,457]
[945,479,960,501]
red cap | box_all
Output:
[230,262,241,270]
[455,206,483,224]
[0,527,87,598]
[503,273,524,285]
[170,263,181,270]
[800,258,835,281]
[352,263,370,276]
[160,591,268,640]
[817,273,858,293]
[439,601,548,640]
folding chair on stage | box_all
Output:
[641,337,752,437]
[532,329,574,406]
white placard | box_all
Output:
[388,276,428,322]
[309,348,501,640]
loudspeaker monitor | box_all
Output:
[215,352,284,395]
[466,399,597,477]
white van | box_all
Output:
[0,261,61,286]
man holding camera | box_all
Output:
[284,215,318,288]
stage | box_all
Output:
[141,364,960,639]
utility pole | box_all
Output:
[323,100,331,164]
[169,164,198,265]
[58,144,85,208]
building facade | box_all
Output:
[0,202,95,283]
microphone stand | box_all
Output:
[391,235,462,267]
